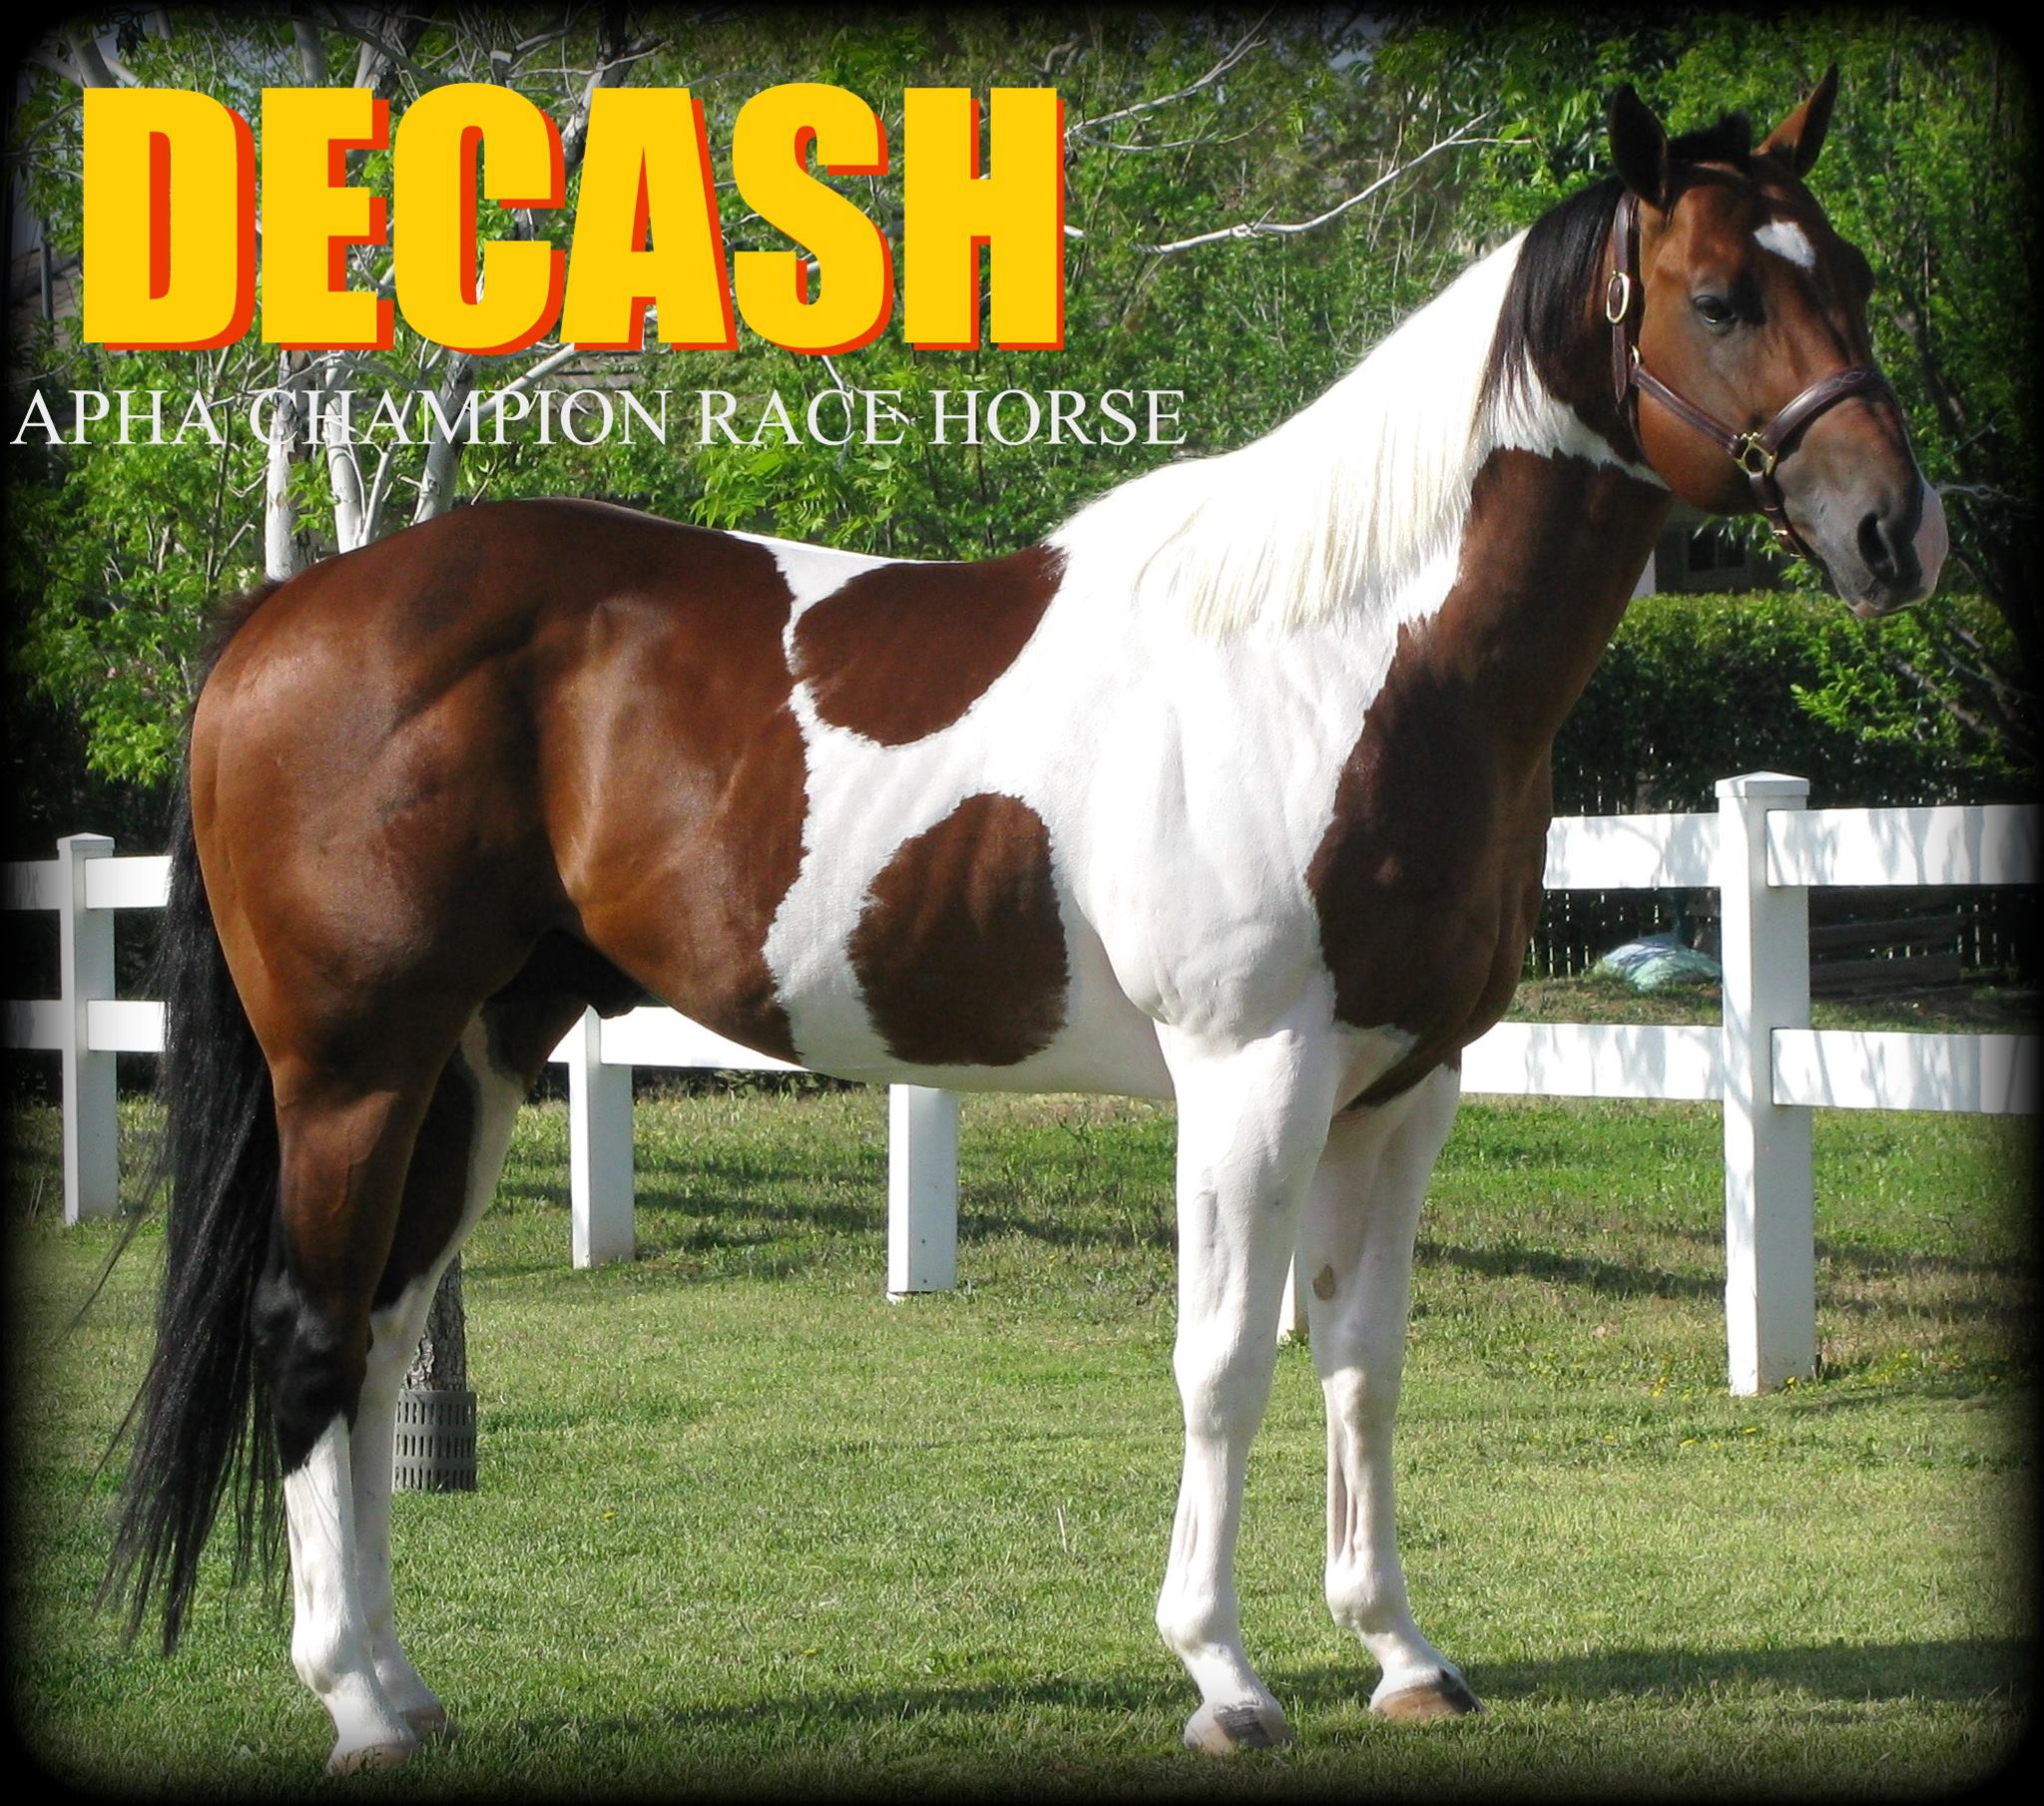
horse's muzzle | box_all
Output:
[1822,478,1948,618]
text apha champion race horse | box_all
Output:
[98,69,1944,1772]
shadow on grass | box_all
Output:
[1366,1636,2032,1709]
[1415,1236,1721,1301]
[512,1639,2036,1732]
[1415,1228,2024,1316]
[471,1635,2028,1782]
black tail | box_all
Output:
[99,779,282,1652]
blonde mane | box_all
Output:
[1049,230,1594,636]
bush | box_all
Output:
[1555,590,2028,816]
[1535,590,2032,980]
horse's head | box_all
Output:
[1605,70,1946,617]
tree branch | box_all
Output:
[1070,116,1496,256]
[1067,18,1270,138]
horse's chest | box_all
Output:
[1304,716,1549,1047]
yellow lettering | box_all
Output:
[560,89,735,350]
[261,88,392,349]
[901,88,1064,350]
[83,89,255,349]
[732,84,891,354]
[392,84,564,354]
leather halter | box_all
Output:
[1604,189,1892,563]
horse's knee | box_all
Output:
[1173,1330,1275,1441]
[1318,1358,1403,1432]
[1156,1580,1232,1660]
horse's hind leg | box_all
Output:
[260,1054,457,1773]
[1299,1064,1477,1719]
[348,990,588,1748]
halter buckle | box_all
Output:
[1734,433,1779,479]
[1603,270,1632,325]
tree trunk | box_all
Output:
[405,1258,469,1392]
[394,1257,477,1492]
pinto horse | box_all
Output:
[108,73,1944,1770]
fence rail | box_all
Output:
[6,776,2036,1395]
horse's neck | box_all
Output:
[1406,445,1672,761]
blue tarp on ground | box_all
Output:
[1594,933,1724,993]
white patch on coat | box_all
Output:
[756,225,1622,1094]
[1755,220,1817,270]
[285,1419,414,1764]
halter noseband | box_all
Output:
[1605,189,1892,563]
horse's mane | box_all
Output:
[1052,120,1750,639]
[1047,229,1538,637]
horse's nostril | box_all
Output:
[1857,509,1897,579]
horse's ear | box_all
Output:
[1608,85,1671,208]
[1760,64,1838,176]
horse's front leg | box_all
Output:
[1300,1063,1479,1719]
[1156,1024,1344,1755]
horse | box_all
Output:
[105,71,1945,1771]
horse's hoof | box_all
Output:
[1183,1699,1293,1755]
[1371,1668,1483,1722]
[403,1704,458,1744]
[327,1738,417,1775]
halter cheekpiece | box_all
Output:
[1604,189,1891,563]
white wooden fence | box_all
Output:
[6,773,2035,1395]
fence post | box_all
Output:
[887,1086,958,1297]
[57,833,119,1223]
[566,1008,634,1266]
[1716,773,1814,1395]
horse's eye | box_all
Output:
[1692,293,1736,330]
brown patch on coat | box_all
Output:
[198,500,809,1071]
[1308,449,1668,1106]
[792,546,1064,744]
[848,792,1069,1066]
[1312,1264,1338,1301]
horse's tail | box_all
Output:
[100,739,282,1652]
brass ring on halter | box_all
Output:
[1604,270,1633,324]
[1734,434,1779,478]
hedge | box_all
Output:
[1553,590,2026,815]
[1536,589,2032,979]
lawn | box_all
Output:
[5,1083,2033,1797]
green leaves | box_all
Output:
[4,13,2029,816]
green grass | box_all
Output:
[6,1089,2033,1797]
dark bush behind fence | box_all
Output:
[1540,591,2033,981]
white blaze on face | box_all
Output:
[1755,220,1817,270]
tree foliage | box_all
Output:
[4,8,2031,822]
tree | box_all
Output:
[10,7,1500,796]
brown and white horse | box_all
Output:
[108,74,1944,1769]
